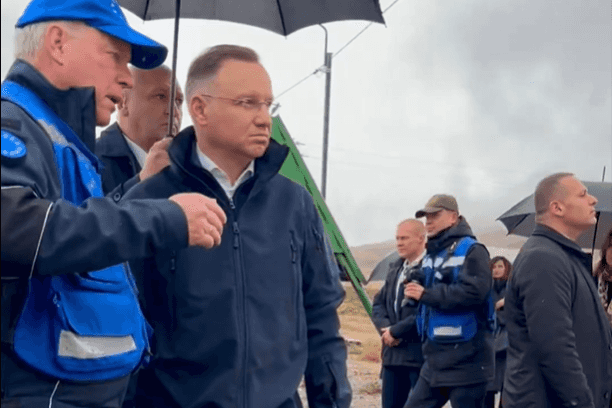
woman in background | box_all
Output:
[594,228,612,328]
[485,256,512,408]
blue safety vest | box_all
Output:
[2,81,151,382]
[417,237,495,343]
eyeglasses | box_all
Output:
[200,94,280,115]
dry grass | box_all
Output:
[338,282,384,395]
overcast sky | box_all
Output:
[2,0,610,247]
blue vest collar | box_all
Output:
[5,60,97,153]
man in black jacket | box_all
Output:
[96,65,184,198]
[372,219,426,408]
[404,194,493,408]
[503,173,612,408]
[123,45,350,408]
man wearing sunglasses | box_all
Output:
[122,44,351,408]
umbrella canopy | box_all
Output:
[119,0,385,36]
[118,0,385,137]
[367,250,401,283]
[497,181,612,250]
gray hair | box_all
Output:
[14,21,87,60]
[185,44,259,101]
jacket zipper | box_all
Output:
[230,198,248,407]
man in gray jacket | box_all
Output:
[504,172,612,408]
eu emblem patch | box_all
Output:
[1,130,27,159]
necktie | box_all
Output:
[395,264,408,316]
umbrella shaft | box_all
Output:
[168,0,181,137]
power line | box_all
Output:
[276,0,402,100]
[333,0,402,59]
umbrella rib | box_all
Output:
[275,0,288,35]
[143,0,151,20]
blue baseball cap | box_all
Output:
[16,0,167,69]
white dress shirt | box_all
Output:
[123,135,147,169]
[195,142,254,200]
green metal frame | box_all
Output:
[271,116,373,316]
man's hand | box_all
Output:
[140,137,172,181]
[495,298,505,311]
[404,282,425,302]
[169,193,227,248]
[381,328,400,347]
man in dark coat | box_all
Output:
[503,172,612,408]
[96,66,183,198]
[404,194,494,408]
[123,45,350,408]
[372,219,426,408]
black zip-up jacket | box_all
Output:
[123,127,351,408]
[503,224,612,408]
[1,60,188,345]
[372,257,424,367]
[95,122,141,199]
[416,217,494,387]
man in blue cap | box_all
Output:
[1,0,227,406]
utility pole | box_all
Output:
[320,25,332,199]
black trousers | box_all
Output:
[1,347,130,408]
[382,365,421,408]
[404,377,487,408]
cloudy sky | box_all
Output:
[2,0,610,247]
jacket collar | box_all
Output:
[5,60,97,153]
[167,126,289,202]
[97,122,132,158]
[426,216,476,255]
[533,224,592,269]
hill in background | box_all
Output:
[350,222,527,281]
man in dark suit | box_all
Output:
[372,219,427,408]
[503,172,612,408]
[96,65,183,197]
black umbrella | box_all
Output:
[118,0,385,136]
[497,181,612,251]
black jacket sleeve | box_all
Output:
[389,309,418,340]
[1,104,188,278]
[371,273,393,331]
[301,190,351,408]
[105,174,141,202]
[420,244,491,310]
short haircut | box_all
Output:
[397,218,426,238]
[534,172,574,219]
[185,45,259,101]
[14,21,87,60]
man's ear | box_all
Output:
[118,91,129,116]
[549,200,564,217]
[189,95,208,126]
[44,24,71,66]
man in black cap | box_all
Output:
[1,0,226,406]
[403,194,494,408]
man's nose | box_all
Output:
[254,107,271,128]
[118,65,133,89]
